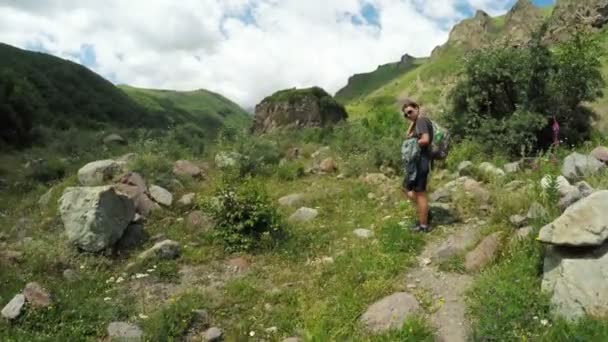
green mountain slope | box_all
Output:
[334,54,426,104]
[0,43,250,147]
[119,85,250,131]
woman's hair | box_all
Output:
[401,99,420,111]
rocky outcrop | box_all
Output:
[542,244,608,319]
[539,191,608,247]
[252,87,347,134]
[444,10,495,51]
[77,159,123,186]
[546,0,608,41]
[503,0,545,44]
[561,152,605,181]
[59,186,135,252]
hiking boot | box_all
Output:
[418,224,433,233]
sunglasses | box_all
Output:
[404,109,415,116]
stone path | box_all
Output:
[405,220,484,342]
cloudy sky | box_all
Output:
[0,0,553,108]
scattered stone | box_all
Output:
[186,211,214,232]
[202,327,223,341]
[433,224,481,262]
[509,215,528,228]
[59,186,135,252]
[265,326,278,334]
[103,133,127,146]
[278,193,305,207]
[575,181,595,198]
[462,178,491,203]
[77,159,122,186]
[0,250,23,265]
[311,146,331,159]
[137,240,181,262]
[288,207,319,223]
[149,185,173,206]
[541,175,575,197]
[23,282,52,308]
[360,292,420,333]
[114,183,159,217]
[503,161,521,174]
[542,244,608,320]
[457,161,474,176]
[527,202,548,221]
[465,232,503,273]
[282,337,301,342]
[505,180,527,191]
[319,157,338,173]
[558,190,583,211]
[178,193,196,207]
[430,202,460,224]
[227,257,251,273]
[119,172,147,193]
[562,152,605,181]
[514,226,534,241]
[590,146,608,163]
[354,229,374,239]
[107,321,143,341]
[1,294,25,320]
[116,153,138,164]
[363,173,390,185]
[479,162,506,178]
[39,187,54,207]
[215,152,242,168]
[539,191,608,246]
[431,177,490,204]
[63,269,78,281]
[173,160,204,179]
[115,223,146,251]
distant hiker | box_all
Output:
[401,99,433,232]
[552,116,560,147]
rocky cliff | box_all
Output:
[252,87,347,134]
[547,0,608,41]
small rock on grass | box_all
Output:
[107,321,143,341]
[1,294,25,320]
[353,229,374,239]
[203,327,223,341]
[178,193,196,207]
[360,292,420,333]
[23,282,52,308]
[288,207,318,223]
[149,185,173,206]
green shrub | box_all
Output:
[144,292,205,341]
[276,162,305,181]
[169,123,206,155]
[447,29,604,156]
[202,179,284,252]
[25,157,67,183]
[234,137,282,177]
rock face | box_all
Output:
[503,0,545,44]
[538,191,608,246]
[547,0,608,41]
[77,160,122,186]
[288,207,319,223]
[542,244,608,319]
[59,186,135,252]
[445,10,494,50]
[252,87,347,134]
[561,152,605,180]
[465,232,503,272]
[107,322,143,341]
[1,294,25,320]
[360,292,420,333]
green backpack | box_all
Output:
[431,121,451,160]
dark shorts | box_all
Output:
[403,156,430,193]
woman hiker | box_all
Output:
[401,99,434,232]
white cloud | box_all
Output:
[0,0,517,107]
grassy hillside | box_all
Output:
[335,56,427,104]
[119,85,250,131]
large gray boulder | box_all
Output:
[360,292,420,333]
[561,152,605,181]
[77,159,122,186]
[539,191,608,247]
[59,186,135,252]
[542,244,608,320]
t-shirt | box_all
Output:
[415,116,434,159]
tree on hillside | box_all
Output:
[446,28,604,156]
[0,69,43,147]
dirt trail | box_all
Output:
[405,220,484,342]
